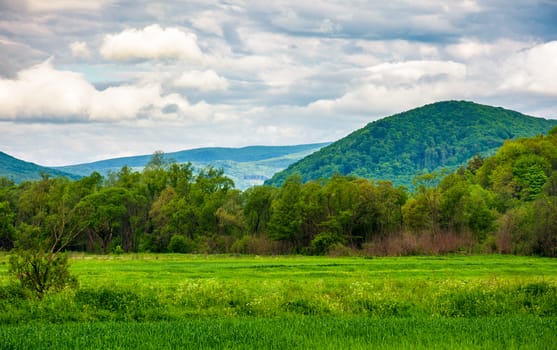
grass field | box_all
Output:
[1,254,557,349]
[2,317,556,349]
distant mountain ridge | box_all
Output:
[265,101,557,187]
[0,151,79,183]
[56,143,331,172]
[55,143,331,189]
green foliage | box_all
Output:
[8,250,78,298]
[243,186,275,235]
[311,232,345,255]
[512,155,550,200]
[268,175,303,244]
[0,201,16,250]
[4,176,85,298]
[167,235,195,253]
[112,245,124,255]
[267,101,557,188]
[3,129,557,257]
[498,198,557,257]
[472,130,557,256]
[76,188,130,253]
[437,173,497,240]
[477,134,557,205]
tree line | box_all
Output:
[1,128,557,259]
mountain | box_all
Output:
[0,151,80,183]
[56,143,330,190]
[265,101,557,187]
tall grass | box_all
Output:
[1,317,556,349]
[1,260,556,322]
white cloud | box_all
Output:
[0,59,94,120]
[446,39,493,60]
[257,65,318,94]
[69,41,91,58]
[191,12,225,37]
[100,24,204,62]
[445,39,531,62]
[355,40,440,61]
[173,70,229,91]
[0,19,53,37]
[319,18,342,34]
[89,84,163,121]
[405,0,481,13]
[307,60,469,116]
[500,41,557,95]
[209,55,276,79]
[365,60,466,85]
[150,93,218,123]
[0,60,216,122]
[25,0,110,12]
[0,37,45,75]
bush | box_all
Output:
[328,243,356,257]
[311,233,345,255]
[112,245,125,255]
[137,234,157,253]
[0,283,29,300]
[230,235,274,255]
[167,235,195,253]
[8,250,78,299]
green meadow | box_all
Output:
[1,254,557,349]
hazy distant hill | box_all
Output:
[0,152,80,183]
[56,143,330,189]
[266,101,557,187]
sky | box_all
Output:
[1,0,557,166]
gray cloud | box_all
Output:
[1,0,556,166]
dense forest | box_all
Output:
[267,101,557,187]
[1,126,556,259]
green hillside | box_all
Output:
[266,101,557,187]
[56,143,330,190]
[0,152,80,183]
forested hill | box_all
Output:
[266,101,557,187]
[0,151,79,183]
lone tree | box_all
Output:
[9,176,85,298]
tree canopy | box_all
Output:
[1,126,557,261]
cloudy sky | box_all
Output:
[1,0,557,166]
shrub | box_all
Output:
[167,235,195,253]
[0,283,29,300]
[311,233,345,255]
[112,245,125,255]
[230,235,274,255]
[8,250,78,299]
[328,243,356,257]
[363,231,474,256]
